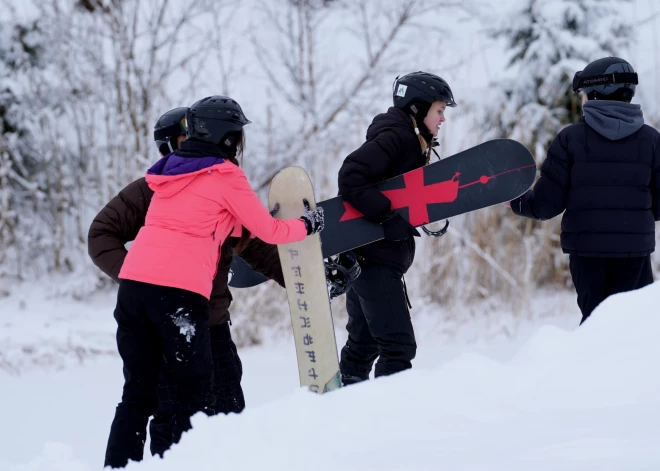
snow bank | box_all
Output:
[9,282,660,471]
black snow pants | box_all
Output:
[149,322,245,457]
[104,280,215,469]
[569,255,654,325]
[339,263,417,383]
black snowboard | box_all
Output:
[228,255,269,288]
[318,138,535,257]
[228,138,535,288]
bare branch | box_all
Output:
[255,1,417,190]
[359,2,373,63]
[251,35,306,111]
[636,11,660,26]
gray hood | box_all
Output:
[583,100,644,141]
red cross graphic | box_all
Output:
[339,170,460,226]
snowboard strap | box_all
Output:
[422,219,450,237]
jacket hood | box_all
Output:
[366,107,417,141]
[145,153,227,197]
[583,100,644,141]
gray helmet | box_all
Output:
[572,57,638,102]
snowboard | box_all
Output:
[228,255,269,288]
[231,138,535,287]
[318,138,536,257]
[268,166,342,394]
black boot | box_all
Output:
[341,374,367,386]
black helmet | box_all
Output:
[393,71,457,113]
[154,107,188,155]
[572,57,638,102]
[186,96,251,149]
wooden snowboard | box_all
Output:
[268,166,342,394]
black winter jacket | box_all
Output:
[511,100,660,257]
[338,107,428,271]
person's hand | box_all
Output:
[381,212,420,241]
[300,199,324,235]
[502,201,511,208]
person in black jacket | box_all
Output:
[506,57,660,324]
[337,71,457,385]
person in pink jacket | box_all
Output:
[104,95,323,469]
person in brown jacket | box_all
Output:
[88,107,286,466]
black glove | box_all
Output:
[380,212,420,241]
[300,199,324,235]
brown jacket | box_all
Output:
[88,177,284,325]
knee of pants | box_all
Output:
[169,349,214,391]
[149,419,174,457]
[117,393,158,417]
[176,390,217,415]
[214,385,246,415]
[405,343,417,361]
[379,342,416,362]
[341,340,379,367]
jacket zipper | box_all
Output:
[211,221,221,278]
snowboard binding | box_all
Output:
[421,219,450,237]
[324,252,361,299]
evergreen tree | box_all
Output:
[486,0,634,158]
[475,0,636,291]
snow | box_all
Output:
[2,283,659,470]
[0,289,118,374]
[2,0,660,469]
[170,308,196,344]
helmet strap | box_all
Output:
[587,87,634,103]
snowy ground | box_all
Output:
[2,284,659,470]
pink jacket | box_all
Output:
[119,155,306,299]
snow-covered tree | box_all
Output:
[486,0,634,158]
[0,0,217,288]
[463,0,636,296]
[0,17,55,279]
[1,0,643,316]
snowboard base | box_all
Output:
[268,166,341,394]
